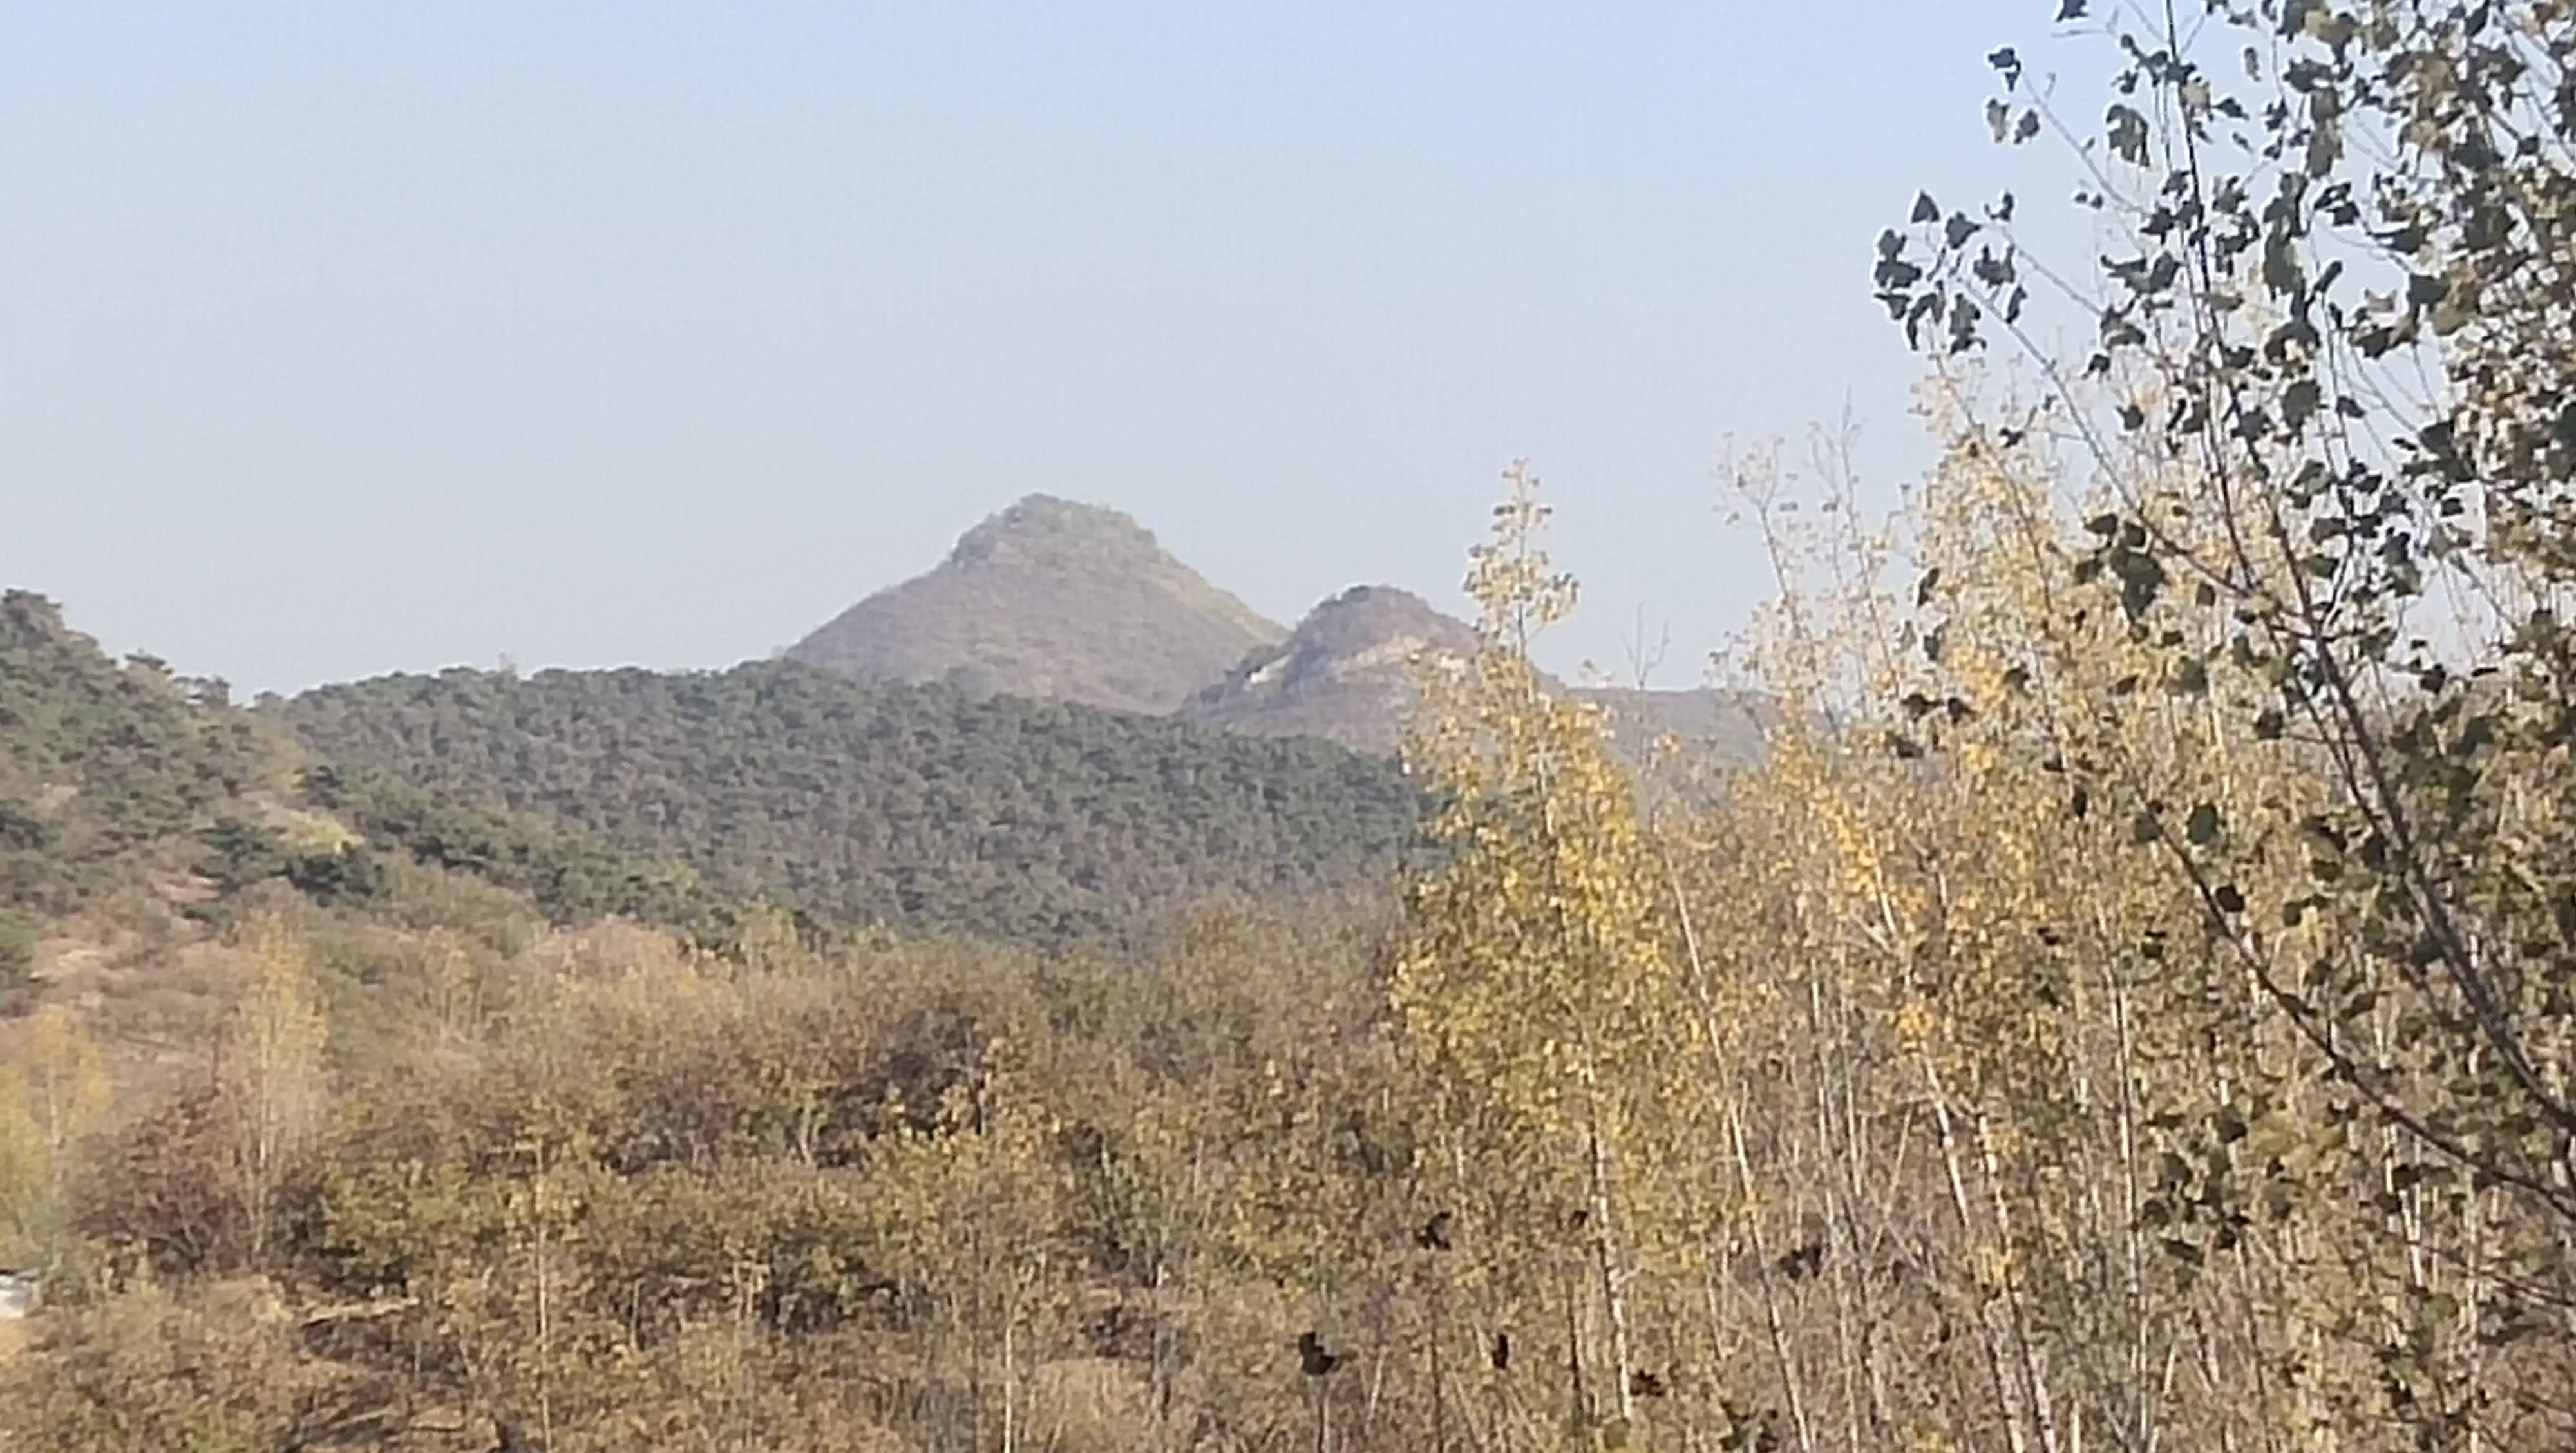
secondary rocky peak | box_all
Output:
[1179,584,1480,754]
[1182,582,1769,763]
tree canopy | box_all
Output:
[276,661,1423,950]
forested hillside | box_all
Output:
[0,591,285,916]
[0,592,784,999]
[276,661,1421,947]
[0,591,315,1009]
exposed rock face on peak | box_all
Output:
[1180,585,1479,754]
[784,495,1285,716]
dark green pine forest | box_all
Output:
[274,661,1420,949]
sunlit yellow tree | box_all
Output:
[1396,462,1698,1447]
[0,1006,109,1271]
[225,914,328,1262]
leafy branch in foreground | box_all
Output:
[1871,3,2576,1443]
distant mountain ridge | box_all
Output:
[784,495,1284,716]
[792,496,1765,759]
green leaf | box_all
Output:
[2105,104,2149,164]
[2283,379,2321,428]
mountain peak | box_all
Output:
[784,497,1284,716]
[947,495,1167,570]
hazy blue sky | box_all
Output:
[4,2,2066,695]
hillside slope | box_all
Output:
[0,591,794,1146]
[0,592,288,926]
[785,495,1285,715]
[276,661,1421,948]
[0,593,770,980]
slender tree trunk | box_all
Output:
[1584,1114,1638,1432]
[1563,1257,1589,1429]
[1001,1296,1018,1453]
[534,1141,554,1453]
[1728,1101,1817,1453]
[1923,1074,2030,1453]
[1430,1271,1448,1453]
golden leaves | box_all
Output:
[0,1005,109,1264]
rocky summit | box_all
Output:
[783,495,1284,716]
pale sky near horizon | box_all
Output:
[4,3,2076,696]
